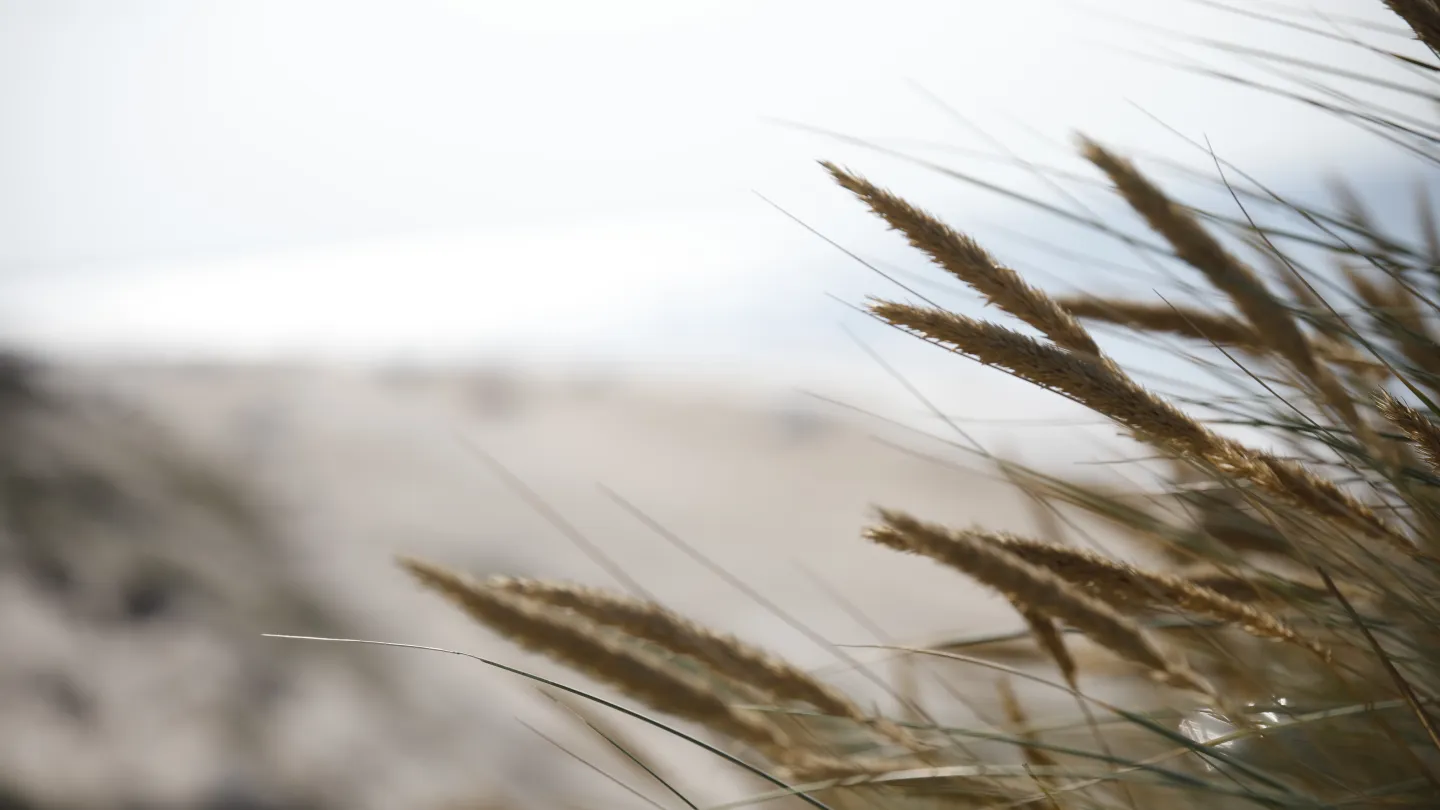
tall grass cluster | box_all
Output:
[400,3,1440,807]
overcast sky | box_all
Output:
[0,0,1430,401]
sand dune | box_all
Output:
[4,359,1138,809]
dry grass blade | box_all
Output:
[487,575,919,749]
[1345,262,1391,314]
[397,557,792,755]
[1376,390,1440,473]
[822,161,1101,356]
[1328,177,1386,245]
[868,301,1215,449]
[1386,0,1440,54]
[997,678,1057,770]
[1381,277,1440,377]
[400,558,896,783]
[1174,565,1362,605]
[866,509,1215,695]
[1179,485,1297,557]
[539,687,694,808]
[1080,138,1361,429]
[1417,182,1440,273]
[1013,600,1079,690]
[1352,268,1440,393]
[1056,296,1260,347]
[978,533,1331,659]
[1270,260,1329,319]
[1062,294,1380,372]
[869,299,1415,554]
[996,678,1064,810]
[1251,239,1354,344]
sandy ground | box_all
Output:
[97,362,1058,645]
[11,360,1144,809]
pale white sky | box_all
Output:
[0,0,1428,399]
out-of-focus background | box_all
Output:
[0,1,1431,808]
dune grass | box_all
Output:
[397,3,1440,808]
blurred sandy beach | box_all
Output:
[6,358,1104,809]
